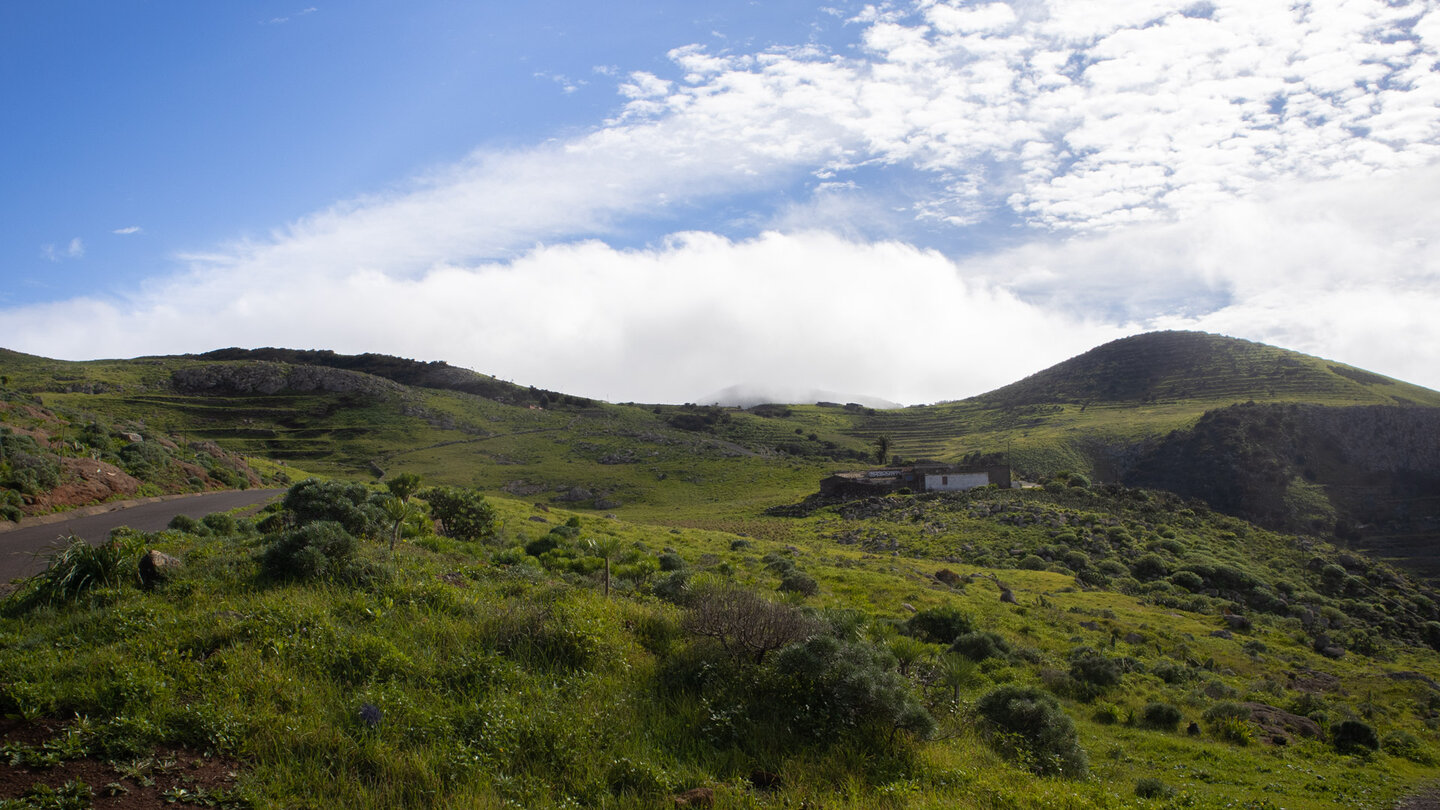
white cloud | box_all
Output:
[41,238,85,262]
[7,0,1440,404]
[112,226,143,235]
[0,231,1121,404]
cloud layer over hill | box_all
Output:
[4,0,1439,402]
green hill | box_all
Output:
[974,331,1439,409]
[6,335,1440,807]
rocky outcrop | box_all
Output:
[1244,702,1322,745]
[171,363,404,397]
[27,458,141,511]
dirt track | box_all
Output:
[0,488,284,585]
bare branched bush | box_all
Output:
[683,584,821,663]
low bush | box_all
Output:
[951,630,1011,662]
[975,685,1088,777]
[1203,702,1253,746]
[1332,719,1379,754]
[1382,730,1434,763]
[201,512,237,535]
[283,478,386,537]
[904,606,974,644]
[1135,776,1176,799]
[778,570,819,596]
[1138,702,1183,731]
[423,486,498,542]
[766,635,934,743]
[260,520,361,582]
[1069,647,1122,689]
[168,514,203,533]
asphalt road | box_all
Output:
[0,488,285,585]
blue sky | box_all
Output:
[4,1,1440,403]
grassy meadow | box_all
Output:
[4,481,1440,808]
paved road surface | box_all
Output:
[0,489,285,585]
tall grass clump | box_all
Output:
[6,533,142,613]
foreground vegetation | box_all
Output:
[4,477,1440,808]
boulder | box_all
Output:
[139,549,182,588]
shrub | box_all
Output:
[683,585,822,663]
[1069,647,1122,688]
[1130,553,1170,581]
[423,486,498,541]
[261,520,359,582]
[167,514,203,533]
[904,606,974,644]
[1091,703,1124,725]
[1203,702,1254,746]
[1138,702,1183,731]
[975,685,1088,777]
[1332,719,1380,754]
[1169,570,1204,592]
[283,479,386,537]
[950,630,1011,662]
[1018,554,1048,570]
[657,551,686,572]
[118,440,170,479]
[1135,776,1176,799]
[778,570,819,597]
[766,635,934,743]
[0,489,22,522]
[200,512,237,535]
[1382,730,1434,763]
[1152,661,1194,684]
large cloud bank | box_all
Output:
[6,0,1440,402]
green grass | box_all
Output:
[3,483,1439,807]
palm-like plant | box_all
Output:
[934,652,977,704]
[888,634,931,677]
[586,535,624,597]
[381,495,416,554]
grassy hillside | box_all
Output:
[851,332,1440,476]
[7,332,1440,574]
[3,480,1440,808]
[6,335,1440,807]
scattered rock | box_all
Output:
[1210,629,1233,639]
[528,516,548,523]
[556,487,593,503]
[1244,702,1322,745]
[1224,614,1253,632]
[934,568,963,586]
[138,550,182,588]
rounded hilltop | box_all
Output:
[972,330,1438,409]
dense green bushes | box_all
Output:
[975,685,1087,777]
[261,521,363,582]
[283,478,387,537]
[423,486,498,542]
